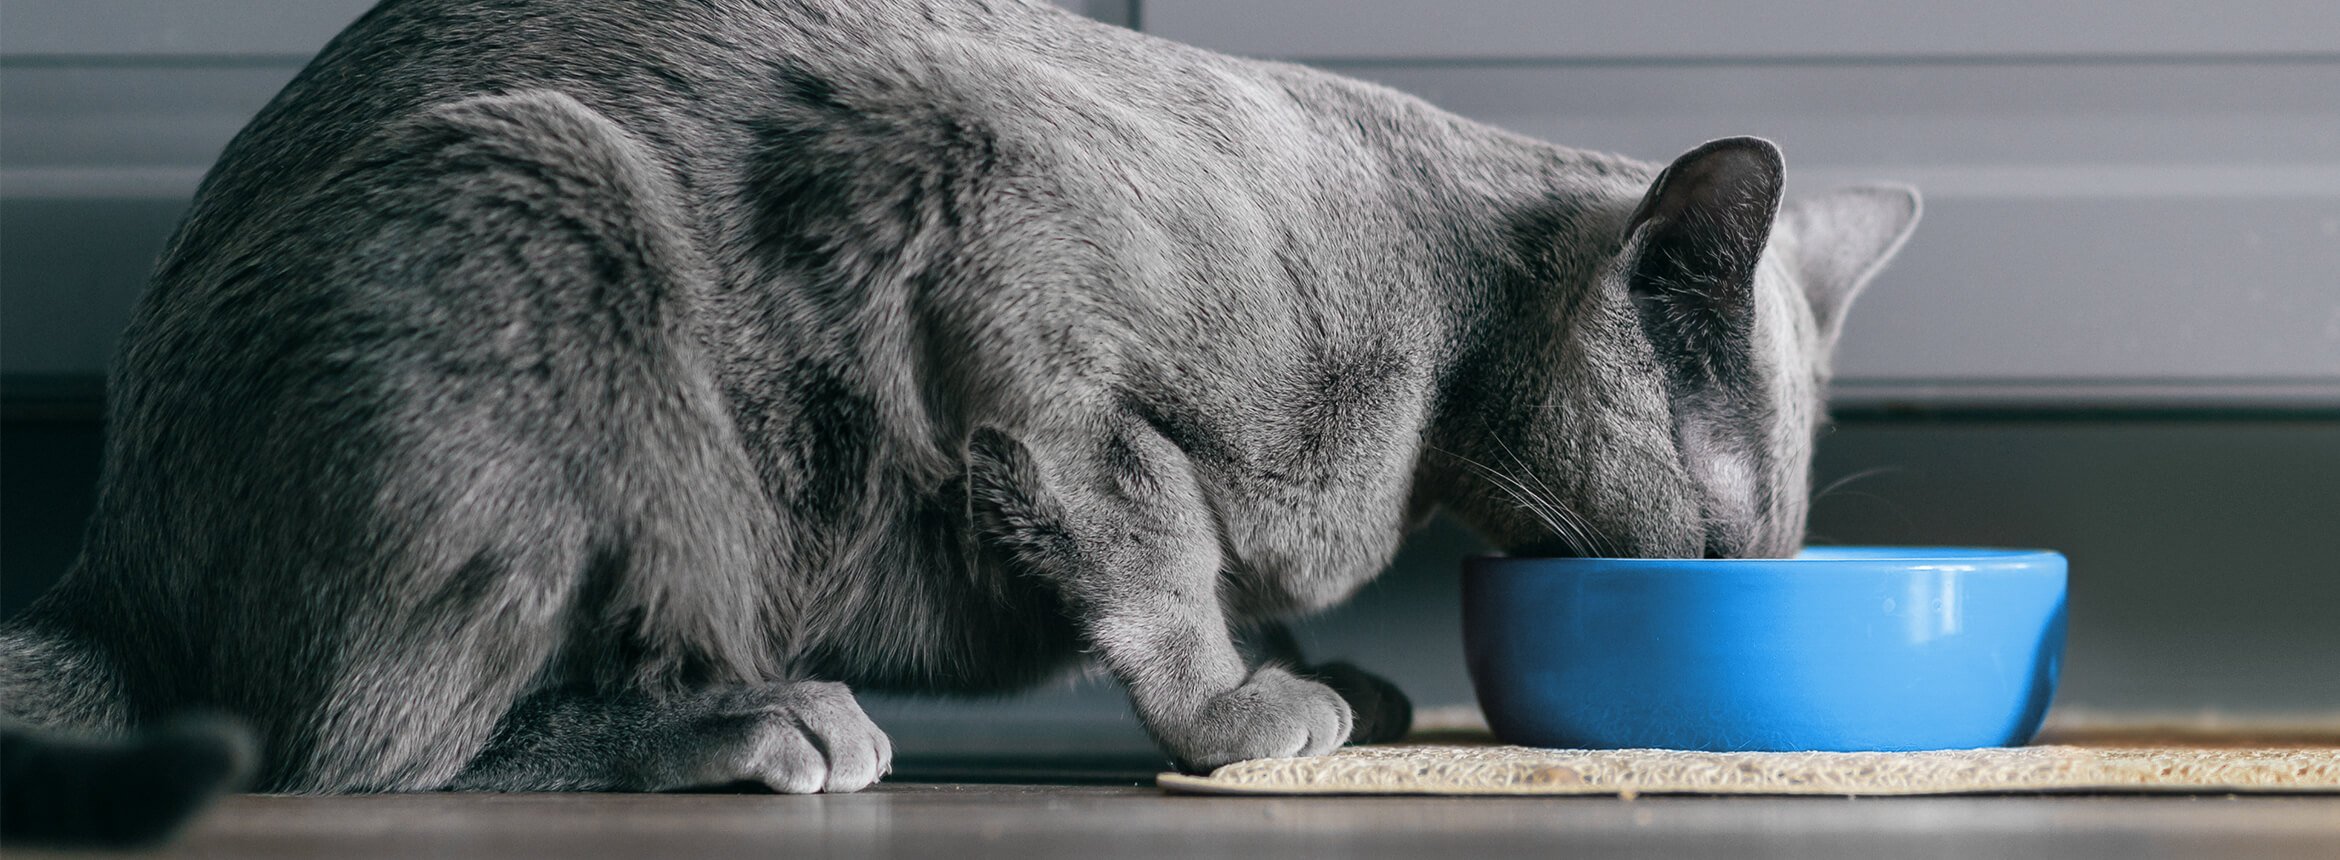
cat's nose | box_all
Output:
[1705,525,1805,560]
[1700,519,1760,559]
[1701,531,1752,560]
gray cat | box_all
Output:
[0,0,1916,835]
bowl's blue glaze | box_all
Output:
[1463,547,2067,752]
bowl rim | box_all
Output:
[1470,545,2064,567]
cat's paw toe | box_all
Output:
[1167,666,1353,772]
[700,681,893,794]
[1306,661,1412,744]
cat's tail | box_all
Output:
[0,619,255,849]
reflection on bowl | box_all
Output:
[1464,547,2067,752]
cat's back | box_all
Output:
[140,0,1397,386]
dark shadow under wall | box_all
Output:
[1,410,106,614]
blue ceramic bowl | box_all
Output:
[1463,547,2066,752]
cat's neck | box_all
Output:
[1282,66,1651,304]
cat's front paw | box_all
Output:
[1161,666,1354,772]
[1306,661,1413,744]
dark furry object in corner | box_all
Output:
[0,719,255,849]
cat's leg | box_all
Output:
[1244,624,1414,745]
[967,424,1351,772]
[252,91,798,791]
[447,683,889,793]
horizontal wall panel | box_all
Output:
[1836,196,2340,384]
[1147,0,2340,61]
[0,65,303,200]
[0,0,377,59]
[0,0,1125,59]
[1344,62,2340,169]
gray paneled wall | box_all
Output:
[6,0,2336,404]
[1,0,377,56]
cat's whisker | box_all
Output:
[1491,467,1596,556]
[1490,438,1615,558]
[1431,445,1593,556]
[1492,457,1593,556]
[1812,465,1904,504]
[1479,474,1577,552]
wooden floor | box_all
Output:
[18,781,2340,859]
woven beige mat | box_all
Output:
[1159,714,2340,797]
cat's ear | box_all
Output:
[1621,137,1785,386]
[1780,185,1921,344]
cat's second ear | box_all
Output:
[1621,137,1785,387]
[1780,185,1922,345]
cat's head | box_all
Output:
[1445,137,1918,559]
